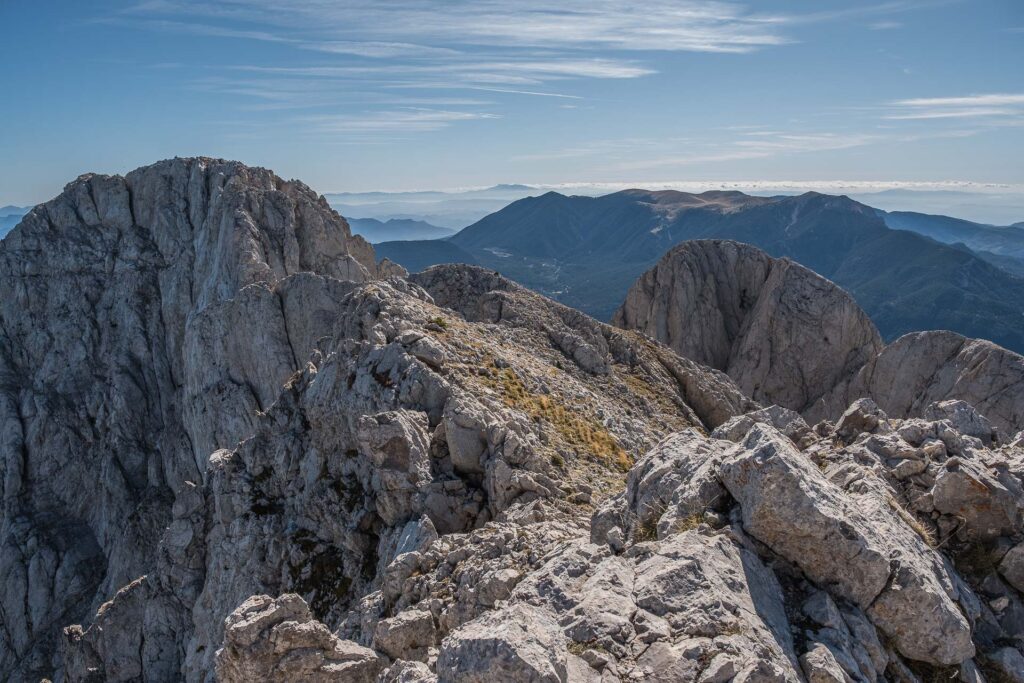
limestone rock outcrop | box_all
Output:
[613,240,883,414]
[815,330,1024,436]
[614,239,1024,437]
[215,594,384,683]
[315,398,1024,681]
[721,425,974,665]
[0,157,378,680]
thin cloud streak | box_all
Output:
[298,108,501,134]
[894,94,1024,107]
[464,87,583,100]
[229,59,652,81]
[301,41,462,58]
[885,93,1024,123]
[508,131,887,170]
[522,122,996,176]
[885,107,1017,120]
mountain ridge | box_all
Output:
[378,189,1024,354]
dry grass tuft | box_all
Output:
[673,513,704,533]
[888,495,937,548]
[633,518,659,543]
[485,364,631,471]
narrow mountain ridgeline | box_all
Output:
[58,264,755,682]
[376,189,1024,354]
[7,159,1024,683]
[0,158,754,680]
[881,210,1024,274]
[615,239,1024,437]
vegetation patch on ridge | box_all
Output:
[480,359,632,472]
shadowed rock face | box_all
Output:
[613,240,883,414]
[0,157,378,680]
[614,239,1024,437]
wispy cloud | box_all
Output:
[894,94,1024,107]
[117,18,290,43]
[299,108,501,134]
[886,93,1024,121]
[227,59,652,83]
[302,41,462,59]
[606,132,882,172]
[464,87,583,100]
[756,1,956,26]
[123,1,794,54]
[885,107,1017,120]
[510,131,882,170]
[505,120,1004,178]
[191,75,495,111]
[111,0,968,143]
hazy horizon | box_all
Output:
[5,174,1024,227]
[2,1,1022,209]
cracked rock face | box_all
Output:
[819,330,1024,437]
[721,425,974,665]
[612,240,883,415]
[0,157,377,681]
[215,593,384,683]
[614,239,1024,437]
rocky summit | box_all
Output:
[3,160,1024,683]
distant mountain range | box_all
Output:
[326,184,540,229]
[346,217,455,243]
[0,206,29,237]
[376,190,1024,354]
[880,210,1024,276]
[849,188,1024,226]
[324,183,1024,228]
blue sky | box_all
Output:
[1,0,1022,205]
